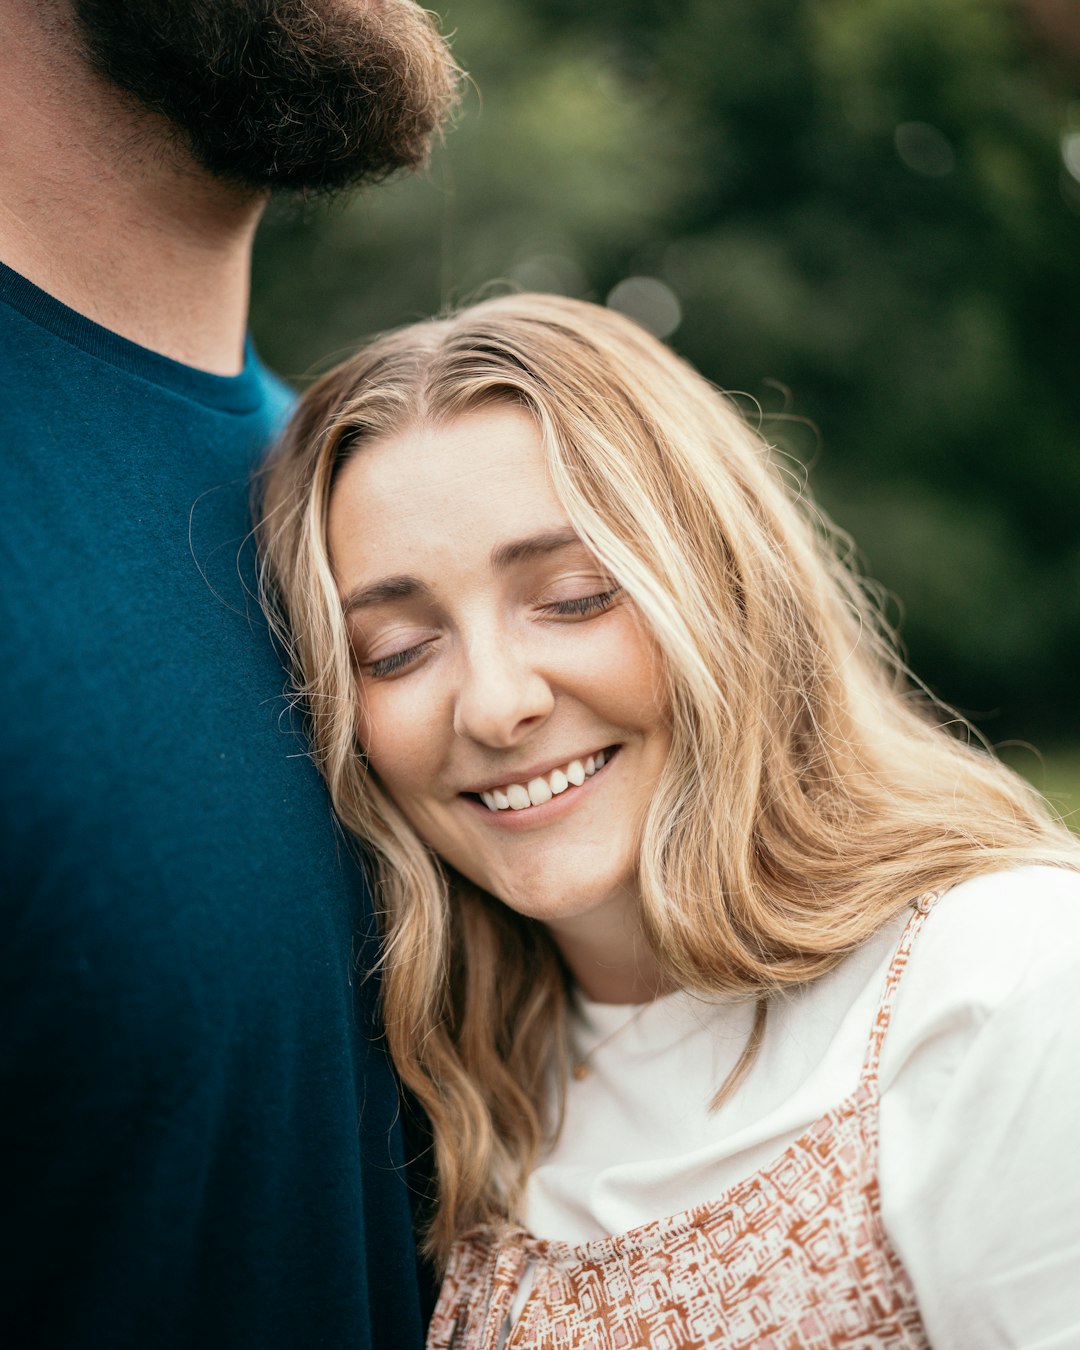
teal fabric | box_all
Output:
[0,262,424,1349]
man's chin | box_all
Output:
[72,0,459,196]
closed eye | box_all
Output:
[543,588,621,618]
[364,640,436,680]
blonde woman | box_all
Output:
[258,293,1080,1349]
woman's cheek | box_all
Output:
[356,685,397,778]
[359,681,434,792]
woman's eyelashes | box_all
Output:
[365,641,434,679]
[541,586,621,618]
[351,623,439,680]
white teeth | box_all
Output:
[475,750,613,812]
[527,777,553,806]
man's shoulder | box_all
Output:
[247,348,297,430]
[0,265,295,458]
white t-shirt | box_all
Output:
[524,866,1080,1350]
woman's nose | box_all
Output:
[452,637,554,747]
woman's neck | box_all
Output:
[546,897,668,1004]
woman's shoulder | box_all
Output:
[879,863,1080,1088]
[879,865,1080,1348]
[906,863,1080,1002]
[933,860,1080,932]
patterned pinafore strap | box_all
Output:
[859,888,942,1087]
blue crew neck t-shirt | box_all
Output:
[0,262,424,1349]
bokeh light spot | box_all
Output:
[1061,131,1080,183]
[894,121,956,178]
[606,275,682,339]
[507,253,586,296]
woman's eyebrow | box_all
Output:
[490,528,584,570]
[341,574,427,614]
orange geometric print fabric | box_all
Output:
[428,896,937,1349]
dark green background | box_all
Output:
[251,0,1080,808]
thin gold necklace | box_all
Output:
[571,1002,651,1081]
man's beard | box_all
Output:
[70,0,459,195]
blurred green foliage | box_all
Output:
[250,0,1080,745]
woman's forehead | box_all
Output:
[327,405,579,585]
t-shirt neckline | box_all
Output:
[0,258,270,414]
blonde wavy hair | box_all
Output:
[257,292,1078,1262]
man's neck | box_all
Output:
[0,3,265,376]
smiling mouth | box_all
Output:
[464,746,619,813]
